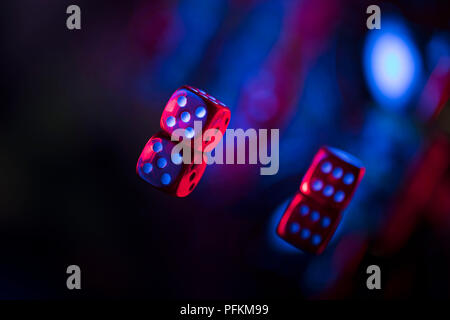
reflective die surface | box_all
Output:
[299,146,365,211]
[136,131,207,197]
[160,85,231,151]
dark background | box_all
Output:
[1,0,449,299]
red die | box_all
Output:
[136,131,207,197]
[160,85,231,151]
[277,146,365,254]
[300,146,365,211]
[277,193,341,254]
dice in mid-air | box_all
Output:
[277,193,341,254]
[299,146,365,211]
[277,146,365,254]
[136,131,207,197]
[160,85,231,151]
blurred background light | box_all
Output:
[363,18,422,111]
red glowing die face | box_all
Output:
[160,85,231,151]
[277,193,341,254]
[136,132,207,197]
[300,146,365,211]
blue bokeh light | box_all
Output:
[363,18,422,110]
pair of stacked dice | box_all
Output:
[277,147,365,254]
[136,85,231,197]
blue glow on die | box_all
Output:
[161,173,171,185]
[312,180,323,191]
[321,217,331,228]
[301,229,311,239]
[321,161,332,173]
[323,185,334,197]
[177,96,187,107]
[327,147,364,168]
[143,163,152,174]
[157,157,167,169]
[311,211,320,222]
[152,142,163,153]
[181,111,191,123]
[299,205,309,216]
[343,173,355,185]
[311,234,322,246]
[166,116,176,127]
[195,106,206,118]
[290,222,300,234]
[185,127,195,139]
[332,167,343,179]
[334,191,345,203]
